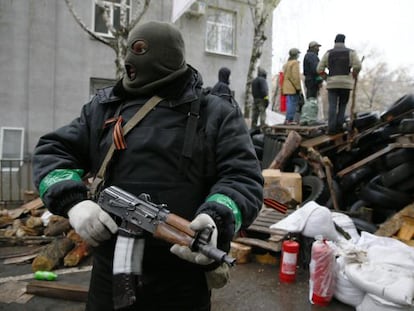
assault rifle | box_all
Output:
[98,186,236,266]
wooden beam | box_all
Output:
[26,280,88,302]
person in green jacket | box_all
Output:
[317,34,362,135]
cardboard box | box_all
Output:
[262,169,302,203]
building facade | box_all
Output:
[0,0,272,170]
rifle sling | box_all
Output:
[90,95,164,197]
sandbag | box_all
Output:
[357,293,414,311]
[300,97,319,125]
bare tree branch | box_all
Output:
[128,0,150,31]
[64,0,151,79]
[244,0,281,118]
[64,0,111,47]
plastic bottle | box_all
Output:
[34,270,58,281]
[279,239,300,283]
[309,235,336,306]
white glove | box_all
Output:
[68,200,118,247]
[170,213,217,265]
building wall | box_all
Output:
[0,0,272,157]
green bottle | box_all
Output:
[34,270,58,281]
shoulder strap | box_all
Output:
[179,91,204,175]
[90,95,164,197]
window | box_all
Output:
[206,8,236,56]
[94,0,130,37]
[90,77,117,98]
[0,127,24,171]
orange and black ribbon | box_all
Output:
[103,116,127,150]
[263,198,288,214]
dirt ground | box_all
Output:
[0,246,354,311]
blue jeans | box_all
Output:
[286,94,299,122]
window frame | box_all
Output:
[93,0,131,37]
[0,127,25,172]
[205,8,236,57]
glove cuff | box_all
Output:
[42,180,88,217]
[197,201,235,253]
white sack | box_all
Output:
[345,262,414,306]
[357,232,414,270]
[357,293,414,311]
[269,201,339,241]
[334,256,365,307]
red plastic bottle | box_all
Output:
[279,239,299,283]
[309,236,336,306]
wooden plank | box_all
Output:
[300,132,344,149]
[376,204,414,237]
[397,216,414,240]
[26,280,88,302]
[234,237,281,252]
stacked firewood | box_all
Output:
[0,197,91,271]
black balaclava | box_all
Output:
[218,67,231,85]
[122,21,188,95]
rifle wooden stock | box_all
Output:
[164,213,195,237]
[154,222,194,246]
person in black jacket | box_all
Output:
[303,41,322,99]
[211,67,232,102]
[32,21,263,311]
[251,67,269,130]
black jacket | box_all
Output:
[211,67,232,101]
[33,65,263,246]
[251,69,268,99]
[303,50,320,80]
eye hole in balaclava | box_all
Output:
[125,40,149,81]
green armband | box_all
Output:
[206,194,242,232]
[39,169,84,198]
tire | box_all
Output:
[252,133,265,148]
[340,166,374,191]
[384,148,414,169]
[380,162,414,188]
[380,94,414,123]
[300,175,326,206]
[262,134,286,169]
[283,157,309,176]
[350,217,378,234]
[353,112,379,131]
[359,175,413,210]
[399,118,414,134]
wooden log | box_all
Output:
[32,237,74,272]
[376,204,414,237]
[397,216,414,241]
[44,216,71,236]
[64,241,91,267]
[0,236,56,246]
[230,242,251,264]
[26,280,88,302]
[268,130,302,169]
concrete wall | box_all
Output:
[0,0,273,157]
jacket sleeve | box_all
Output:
[32,102,94,216]
[317,52,329,73]
[197,99,264,232]
[350,51,362,74]
[292,61,302,91]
